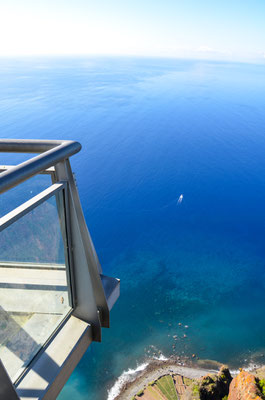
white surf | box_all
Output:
[107,362,149,400]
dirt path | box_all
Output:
[117,362,217,400]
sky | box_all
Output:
[0,0,265,62]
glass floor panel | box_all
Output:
[0,193,72,382]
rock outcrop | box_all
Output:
[127,364,265,400]
[228,370,263,400]
[199,365,232,400]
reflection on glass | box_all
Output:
[0,172,52,218]
[0,191,72,382]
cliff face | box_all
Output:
[228,370,263,400]
[128,364,265,400]
[189,367,265,400]
[199,366,232,400]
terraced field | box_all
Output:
[134,374,181,400]
[156,376,178,400]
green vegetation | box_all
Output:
[148,380,155,386]
[258,379,265,397]
[155,375,178,400]
[132,366,265,400]
[146,386,163,400]
[191,383,200,399]
[183,377,193,386]
[192,383,200,395]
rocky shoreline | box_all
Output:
[114,357,220,400]
[113,357,265,400]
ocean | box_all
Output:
[0,56,265,399]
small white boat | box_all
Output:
[177,194,183,204]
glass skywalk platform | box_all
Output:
[0,139,120,399]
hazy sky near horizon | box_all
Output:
[0,0,265,61]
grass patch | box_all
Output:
[183,377,193,386]
[155,375,178,400]
[148,380,155,386]
[147,386,164,400]
[192,384,199,395]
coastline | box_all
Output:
[113,358,221,400]
[112,356,265,400]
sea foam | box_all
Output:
[107,362,149,400]
[107,353,169,400]
[153,354,168,361]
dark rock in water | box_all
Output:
[199,365,232,400]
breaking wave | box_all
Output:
[153,353,168,361]
[107,362,149,400]
[107,352,168,399]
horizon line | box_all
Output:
[0,53,264,66]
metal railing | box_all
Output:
[0,139,120,399]
[0,139,81,194]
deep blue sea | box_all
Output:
[1,56,265,399]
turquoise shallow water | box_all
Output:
[0,57,265,399]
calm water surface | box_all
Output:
[0,57,265,399]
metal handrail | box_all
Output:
[0,139,81,194]
[0,138,120,399]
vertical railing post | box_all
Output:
[54,160,110,340]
